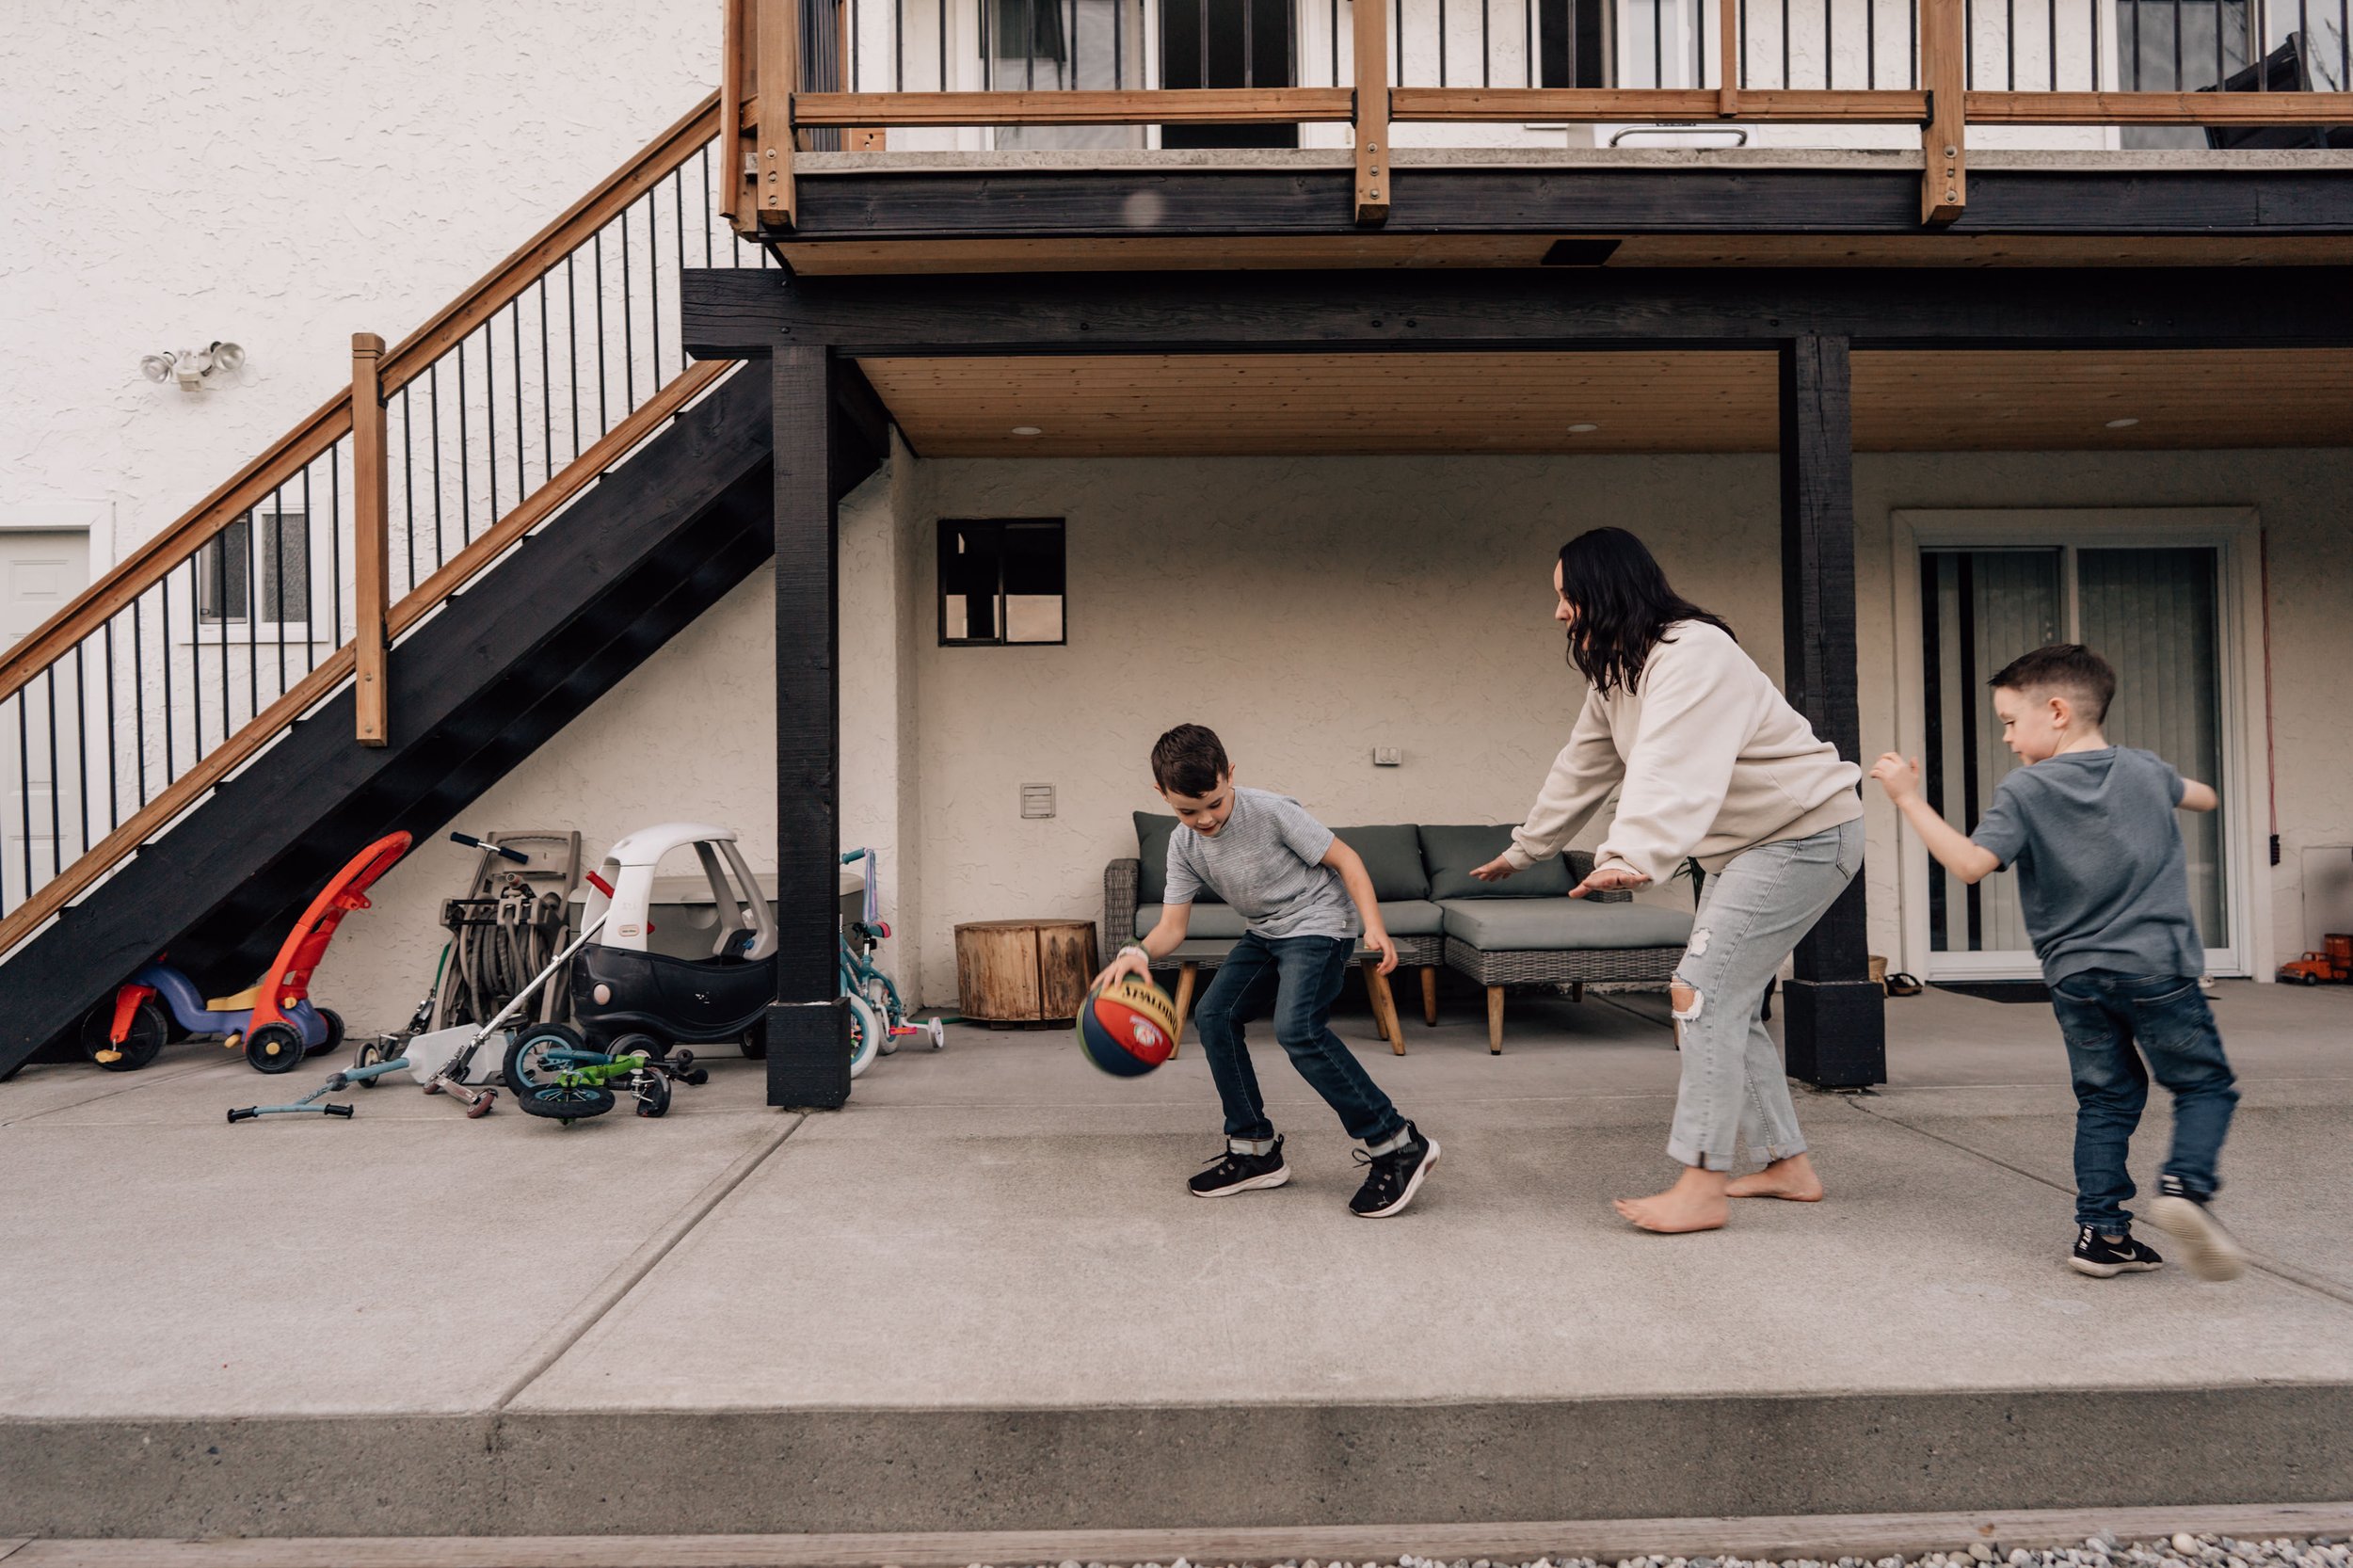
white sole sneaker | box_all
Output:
[1353,1136,1439,1218]
[2147,1193,2246,1281]
[1192,1165,1291,1198]
[2069,1252,2163,1278]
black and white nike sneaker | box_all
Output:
[2146,1176,2246,1281]
[1349,1122,1439,1218]
[1190,1137,1290,1198]
[2070,1224,2165,1277]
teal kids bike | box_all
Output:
[840,849,943,1077]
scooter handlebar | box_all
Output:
[450,832,530,865]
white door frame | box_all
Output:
[1888,507,2271,983]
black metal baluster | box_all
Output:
[1438,0,1449,82]
[486,326,501,527]
[1966,0,1975,87]
[132,599,147,808]
[283,473,299,692]
[623,202,640,412]
[1066,0,1078,88]
[700,148,716,266]
[103,619,119,831]
[1248,0,1259,82]
[1911,0,1917,84]
[184,558,201,769]
[457,337,473,544]
[219,525,232,745]
[401,389,418,597]
[45,671,61,884]
[939,0,948,90]
[1869,0,1878,87]
[1028,0,1039,87]
[330,437,343,647]
[2047,0,2056,88]
[2006,0,2015,88]
[897,0,907,88]
[595,232,610,435]
[1825,0,1833,86]
[73,647,89,860]
[539,280,556,485]
[1524,0,1532,83]
[1782,0,1790,87]
[430,363,446,568]
[1482,0,1493,86]
[2172,0,2183,88]
[567,255,584,458]
[2091,0,2100,88]
[157,577,173,783]
[17,697,31,897]
[671,177,687,383]
[512,301,526,500]
[247,499,262,723]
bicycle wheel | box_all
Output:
[864,976,899,1053]
[846,991,883,1080]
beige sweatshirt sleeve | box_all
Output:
[1503,687,1624,871]
[1591,631,1749,885]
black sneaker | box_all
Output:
[2147,1177,2246,1281]
[2070,1224,2165,1278]
[1190,1137,1290,1198]
[1349,1122,1439,1218]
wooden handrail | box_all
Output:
[1967,89,2353,121]
[792,88,1358,126]
[1391,88,1929,121]
[722,0,753,230]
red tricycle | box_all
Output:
[82,832,412,1074]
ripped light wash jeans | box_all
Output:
[1666,817,1864,1172]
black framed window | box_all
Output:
[196,508,310,625]
[939,519,1065,646]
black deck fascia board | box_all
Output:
[682,264,2353,359]
[759,164,2353,242]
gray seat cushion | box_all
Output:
[1139,899,1444,939]
[1134,812,1223,907]
[1438,897,1694,952]
[1333,824,1430,901]
[1418,824,1575,900]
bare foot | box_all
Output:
[1613,1164,1730,1233]
[1725,1153,1825,1203]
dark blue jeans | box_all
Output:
[1193,930,1406,1145]
[2049,969,2238,1233]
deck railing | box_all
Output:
[727,0,2352,228]
[0,96,776,959]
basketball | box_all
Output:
[1077,974,1179,1077]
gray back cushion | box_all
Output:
[1134,812,1223,905]
[1332,824,1430,902]
[1418,824,1576,899]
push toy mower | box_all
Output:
[85,831,411,1073]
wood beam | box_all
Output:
[766,345,851,1109]
[1391,88,1926,121]
[756,0,798,229]
[722,0,752,230]
[1966,88,2353,122]
[681,265,2353,360]
[350,333,390,746]
[1777,334,1884,1090]
[1353,0,1390,226]
[1920,0,1966,225]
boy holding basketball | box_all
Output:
[1871,644,2243,1282]
[1096,724,1439,1218]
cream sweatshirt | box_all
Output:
[1502,620,1863,885]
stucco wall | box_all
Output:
[1,2,714,567]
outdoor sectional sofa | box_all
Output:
[1103,818,1696,1052]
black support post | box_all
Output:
[1777,333,1886,1090]
[766,345,852,1108]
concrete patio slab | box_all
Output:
[2,983,2347,1539]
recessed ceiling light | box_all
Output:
[1567,422,1600,434]
[1011,425,1043,437]
[2104,417,2140,429]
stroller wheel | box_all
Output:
[245,1023,308,1075]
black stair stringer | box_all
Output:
[0,363,851,1078]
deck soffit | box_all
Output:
[855,349,2353,456]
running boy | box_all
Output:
[1870,644,2243,1281]
[1096,724,1439,1217]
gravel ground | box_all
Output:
[964,1536,2353,1568]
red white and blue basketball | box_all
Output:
[1077,975,1178,1077]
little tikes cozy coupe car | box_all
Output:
[569,824,780,1059]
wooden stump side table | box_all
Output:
[953,919,1100,1025]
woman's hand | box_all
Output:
[1468,856,1519,884]
[1570,863,1652,899]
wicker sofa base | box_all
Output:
[1443,935,1688,1053]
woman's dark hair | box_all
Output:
[1556,527,1734,696]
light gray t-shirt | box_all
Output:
[1165,786,1360,941]
[1969,745,2204,985]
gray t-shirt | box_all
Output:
[1968,745,2204,985]
[1165,786,1360,941]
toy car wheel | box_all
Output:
[2301,971,2320,986]
[635,1074,672,1118]
[740,1029,767,1061]
[502,1023,586,1098]
[308,1008,346,1057]
[82,1000,168,1072]
[610,1031,665,1062]
[245,1023,308,1075]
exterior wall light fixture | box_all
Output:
[140,342,246,392]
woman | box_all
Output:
[1472,528,1865,1234]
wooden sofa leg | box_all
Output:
[1171,961,1198,1057]
[1362,960,1404,1054]
[1420,965,1439,1026]
[1486,985,1505,1053]
[1571,981,1584,1003]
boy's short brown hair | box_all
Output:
[1151,724,1229,798]
[1988,643,2117,727]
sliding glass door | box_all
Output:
[1918,542,2231,976]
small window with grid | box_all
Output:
[195,507,311,626]
[938,519,1065,647]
